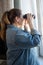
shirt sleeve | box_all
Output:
[15,29,41,49]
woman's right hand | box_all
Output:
[26,13,34,30]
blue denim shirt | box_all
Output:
[6,25,41,65]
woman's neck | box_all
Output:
[13,23,24,30]
[13,23,22,29]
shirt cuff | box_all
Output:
[31,29,41,35]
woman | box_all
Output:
[6,8,41,65]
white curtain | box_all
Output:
[36,0,43,56]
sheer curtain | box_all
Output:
[40,0,43,56]
[36,0,43,56]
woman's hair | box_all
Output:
[8,8,21,24]
[1,11,10,41]
[0,22,1,38]
[0,22,1,31]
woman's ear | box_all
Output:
[15,17,19,22]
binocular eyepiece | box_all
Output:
[23,14,35,19]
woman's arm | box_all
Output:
[15,29,41,49]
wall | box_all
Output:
[14,0,20,9]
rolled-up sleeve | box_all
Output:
[15,29,41,49]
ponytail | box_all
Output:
[1,11,10,41]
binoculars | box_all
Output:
[23,14,35,19]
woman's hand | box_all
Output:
[26,13,34,30]
[24,20,30,32]
[22,13,35,31]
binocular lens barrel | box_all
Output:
[23,14,35,19]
